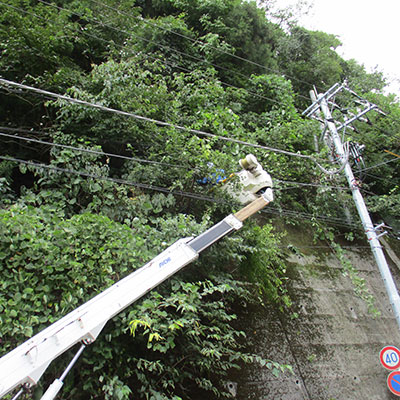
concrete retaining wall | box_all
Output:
[232,229,400,400]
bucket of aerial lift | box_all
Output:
[223,154,273,205]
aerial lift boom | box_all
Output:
[0,155,273,400]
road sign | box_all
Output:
[380,346,400,370]
[388,371,400,396]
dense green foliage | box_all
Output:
[0,0,399,398]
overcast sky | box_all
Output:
[272,0,400,94]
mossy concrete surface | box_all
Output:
[233,223,400,400]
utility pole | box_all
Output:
[303,83,400,331]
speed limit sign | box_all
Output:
[380,346,400,370]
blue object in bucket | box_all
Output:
[197,163,226,185]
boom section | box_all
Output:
[0,238,198,397]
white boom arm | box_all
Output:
[0,156,273,399]
[0,239,198,398]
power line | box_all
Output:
[0,78,324,163]
[274,178,348,191]
[0,130,191,171]
[358,156,400,173]
[0,128,353,193]
[0,155,218,203]
[384,149,400,159]
[261,207,360,229]
[1,80,353,190]
[364,172,395,185]
[267,243,376,249]
[1,155,360,229]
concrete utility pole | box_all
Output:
[303,84,400,331]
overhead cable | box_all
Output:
[1,155,360,229]
[261,207,359,229]
[0,78,323,163]
[0,130,190,170]
[384,149,400,159]
[0,155,218,203]
[365,172,394,185]
[358,156,400,173]
[0,129,352,192]
[274,245,371,249]
[274,178,348,191]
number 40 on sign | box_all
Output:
[380,346,400,370]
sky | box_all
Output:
[272,0,400,94]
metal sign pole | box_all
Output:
[316,91,400,330]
